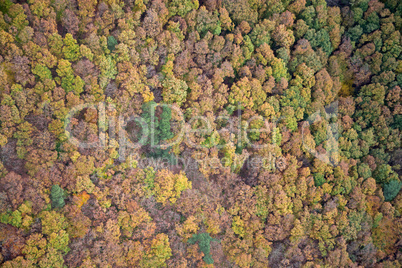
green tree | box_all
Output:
[362,12,380,34]
[32,64,52,81]
[347,25,363,42]
[264,0,285,17]
[300,6,316,28]
[0,209,22,228]
[140,102,175,161]
[249,20,273,47]
[56,59,84,95]
[107,36,118,52]
[188,233,220,265]
[159,105,174,141]
[392,114,402,130]
[141,233,172,268]
[39,210,68,235]
[62,33,80,61]
[47,33,63,58]
[305,28,333,55]
[195,6,221,37]
[47,230,70,254]
[314,173,326,187]
[373,164,398,184]
[383,179,402,201]
[50,185,65,209]
[98,54,117,89]
[271,57,289,82]
[358,163,372,179]
[167,0,199,17]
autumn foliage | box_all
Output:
[0,0,401,267]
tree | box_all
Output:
[300,5,316,28]
[222,0,259,25]
[176,215,199,240]
[271,57,289,83]
[22,233,47,263]
[141,233,172,268]
[346,25,363,42]
[61,10,79,36]
[162,74,188,107]
[357,163,372,179]
[12,56,34,86]
[273,24,295,48]
[139,102,176,160]
[373,164,397,184]
[188,232,219,265]
[314,173,326,187]
[383,179,402,201]
[362,11,380,34]
[143,9,162,38]
[98,54,117,89]
[56,59,85,95]
[154,169,192,205]
[107,36,118,52]
[159,106,174,141]
[75,0,96,18]
[62,33,80,62]
[167,0,199,17]
[228,77,253,110]
[118,207,151,237]
[50,185,65,209]
[196,6,221,37]
[249,20,274,48]
[304,28,333,55]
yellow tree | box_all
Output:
[154,169,192,205]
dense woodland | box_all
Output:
[0,0,401,267]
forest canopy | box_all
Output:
[0,0,401,267]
